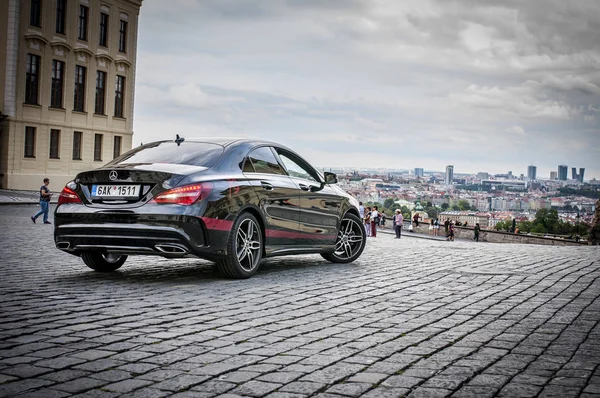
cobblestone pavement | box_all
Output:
[1,205,599,398]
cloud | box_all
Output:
[134,0,600,179]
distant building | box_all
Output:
[414,168,424,178]
[550,171,558,180]
[445,165,454,185]
[558,165,568,181]
[482,179,527,190]
[477,172,489,180]
[0,0,144,189]
[438,211,490,228]
[527,165,537,180]
[571,167,585,182]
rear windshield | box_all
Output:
[106,141,224,168]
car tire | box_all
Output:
[321,213,366,264]
[81,252,127,272]
[217,212,263,279]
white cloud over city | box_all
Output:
[133,0,600,179]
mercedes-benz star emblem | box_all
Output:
[109,171,118,181]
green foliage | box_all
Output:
[557,186,600,199]
[517,220,532,233]
[440,203,449,211]
[494,220,511,232]
[451,204,460,211]
[383,198,396,209]
[457,199,472,211]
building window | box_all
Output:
[55,0,66,34]
[30,0,41,27]
[118,20,128,52]
[25,127,36,158]
[78,5,88,41]
[74,65,86,112]
[50,60,65,108]
[95,71,106,114]
[113,136,122,159]
[73,131,82,160]
[114,75,125,117]
[99,13,109,47]
[25,54,40,105]
[94,134,103,161]
[50,129,60,159]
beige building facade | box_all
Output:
[0,0,143,190]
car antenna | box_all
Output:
[175,134,185,146]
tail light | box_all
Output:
[151,183,213,205]
[58,185,82,205]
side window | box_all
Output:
[276,150,318,182]
[242,158,254,173]
[246,147,286,175]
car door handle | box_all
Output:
[261,182,274,191]
[299,184,310,191]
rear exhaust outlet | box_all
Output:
[56,242,70,250]
[154,244,188,255]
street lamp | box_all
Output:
[576,213,580,242]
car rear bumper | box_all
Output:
[54,207,229,260]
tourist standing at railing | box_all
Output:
[474,223,481,242]
[371,206,380,237]
[393,209,403,239]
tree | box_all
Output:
[533,209,560,234]
[457,199,471,211]
[517,220,532,233]
[440,203,449,211]
[451,204,460,211]
[384,198,397,209]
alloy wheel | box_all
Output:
[235,218,262,272]
[334,217,364,259]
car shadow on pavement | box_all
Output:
[56,255,343,285]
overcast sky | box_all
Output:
[133,0,600,180]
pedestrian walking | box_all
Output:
[474,222,481,242]
[448,222,455,241]
[433,218,440,236]
[393,209,403,239]
[413,213,420,227]
[31,177,52,224]
[444,219,450,238]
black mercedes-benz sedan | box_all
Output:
[54,137,366,278]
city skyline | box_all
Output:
[132,1,600,180]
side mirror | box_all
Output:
[324,172,338,185]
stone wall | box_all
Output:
[406,222,587,246]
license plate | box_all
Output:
[92,185,140,197]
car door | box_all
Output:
[242,146,300,248]
[273,148,341,246]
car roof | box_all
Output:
[168,137,284,149]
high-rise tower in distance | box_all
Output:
[558,165,568,181]
[445,165,454,185]
[527,165,537,180]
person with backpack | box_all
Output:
[371,206,380,237]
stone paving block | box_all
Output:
[12,388,72,398]
[152,374,211,391]
[191,379,237,395]
[325,382,371,397]
[49,376,108,393]
[280,380,327,395]
[103,378,155,393]
[231,380,282,396]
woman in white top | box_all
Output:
[370,206,380,237]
